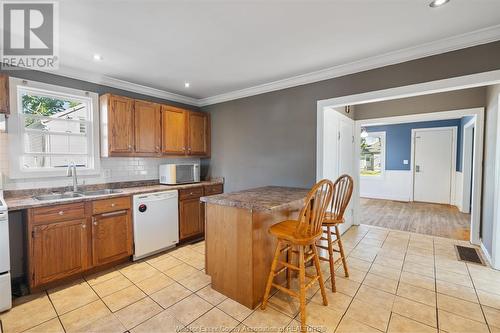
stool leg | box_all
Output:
[312,244,328,306]
[326,226,336,292]
[335,225,349,278]
[261,240,281,310]
[298,245,307,332]
[286,244,292,289]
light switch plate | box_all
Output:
[403,160,409,165]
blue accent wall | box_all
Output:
[366,118,470,172]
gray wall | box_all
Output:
[203,41,500,193]
[482,84,500,255]
[0,68,199,111]
[353,87,487,120]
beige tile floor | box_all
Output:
[2,225,500,333]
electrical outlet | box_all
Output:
[103,169,111,178]
[403,160,409,165]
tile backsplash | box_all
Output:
[0,132,200,190]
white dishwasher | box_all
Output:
[133,190,179,261]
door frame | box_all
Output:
[410,126,458,204]
[462,117,476,213]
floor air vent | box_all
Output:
[455,245,485,265]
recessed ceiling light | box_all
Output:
[93,54,103,61]
[429,0,450,8]
[184,82,190,88]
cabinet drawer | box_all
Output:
[32,202,85,224]
[179,186,204,200]
[204,184,223,196]
[92,197,130,215]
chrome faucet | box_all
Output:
[66,162,78,192]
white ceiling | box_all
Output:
[55,0,500,104]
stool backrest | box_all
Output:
[296,179,334,237]
[329,174,354,221]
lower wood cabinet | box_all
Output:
[92,209,132,267]
[179,184,223,242]
[179,197,204,241]
[31,218,89,287]
[27,198,132,290]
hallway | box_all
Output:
[360,198,471,240]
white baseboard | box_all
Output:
[360,194,410,202]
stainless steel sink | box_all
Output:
[33,192,85,201]
[79,189,123,196]
[33,189,123,201]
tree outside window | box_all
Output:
[360,133,383,176]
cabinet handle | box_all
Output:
[156,146,160,150]
[111,203,116,207]
[58,211,64,216]
[189,192,194,195]
[101,210,127,217]
[188,147,192,151]
[182,147,186,151]
[128,145,132,149]
[93,221,98,226]
[81,224,86,229]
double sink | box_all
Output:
[33,189,123,201]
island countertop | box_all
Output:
[200,186,309,211]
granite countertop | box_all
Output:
[6,179,223,211]
[200,186,309,211]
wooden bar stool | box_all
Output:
[317,174,353,292]
[261,179,334,331]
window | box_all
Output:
[8,78,100,178]
[360,131,385,177]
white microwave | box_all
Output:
[159,164,200,185]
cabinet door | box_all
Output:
[179,198,203,240]
[135,100,161,154]
[31,219,88,287]
[109,96,135,154]
[188,112,209,156]
[92,210,132,267]
[0,74,9,114]
[161,106,187,155]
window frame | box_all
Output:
[8,77,100,178]
[359,131,386,178]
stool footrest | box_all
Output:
[272,283,298,298]
[278,261,300,271]
[305,276,320,290]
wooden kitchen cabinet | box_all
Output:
[92,209,132,267]
[188,111,210,156]
[29,216,89,288]
[135,100,161,154]
[28,198,132,290]
[100,94,135,156]
[179,187,204,241]
[161,105,187,155]
[100,93,210,157]
[0,74,9,114]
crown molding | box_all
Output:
[198,24,500,106]
[40,66,200,106]
[37,24,500,108]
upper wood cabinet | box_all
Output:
[100,93,210,157]
[161,105,187,155]
[0,74,9,114]
[135,100,161,154]
[100,94,135,156]
[188,111,210,156]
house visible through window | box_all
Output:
[9,78,100,178]
[360,132,385,176]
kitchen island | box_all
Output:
[200,186,309,309]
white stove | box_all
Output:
[0,177,12,312]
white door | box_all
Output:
[413,128,454,204]
[337,116,355,233]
